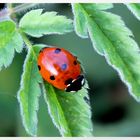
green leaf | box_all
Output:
[126,4,140,20]
[19,9,73,37]
[72,4,140,101]
[17,46,43,136]
[18,44,93,136]
[72,4,88,38]
[43,82,93,136]
[72,3,113,39]
[0,20,23,70]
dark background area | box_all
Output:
[0,3,140,136]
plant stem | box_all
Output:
[7,3,12,10]
[19,30,32,49]
[19,30,38,59]
[12,4,38,14]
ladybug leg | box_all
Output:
[74,56,81,65]
[38,65,41,71]
[83,96,90,105]
[77,59,81,64]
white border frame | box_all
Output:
[0,0,140,3]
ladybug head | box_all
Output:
[65,75,85,92]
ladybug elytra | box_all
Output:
[37,47,85,92]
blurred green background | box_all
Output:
[0,3,140,136]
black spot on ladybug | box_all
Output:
[39,47,48,53]
[0,3,6,10]
[38,65,41,70]
[54,48,61,54]
[73,60,77,65]
[50,75,55,80]
[83,96,90,105]
[65,78,73,85]
[61,63,67,70]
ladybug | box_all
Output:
[37,47,85,92]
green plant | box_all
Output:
[0,3,140,137]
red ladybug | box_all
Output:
[37,47,85,92]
